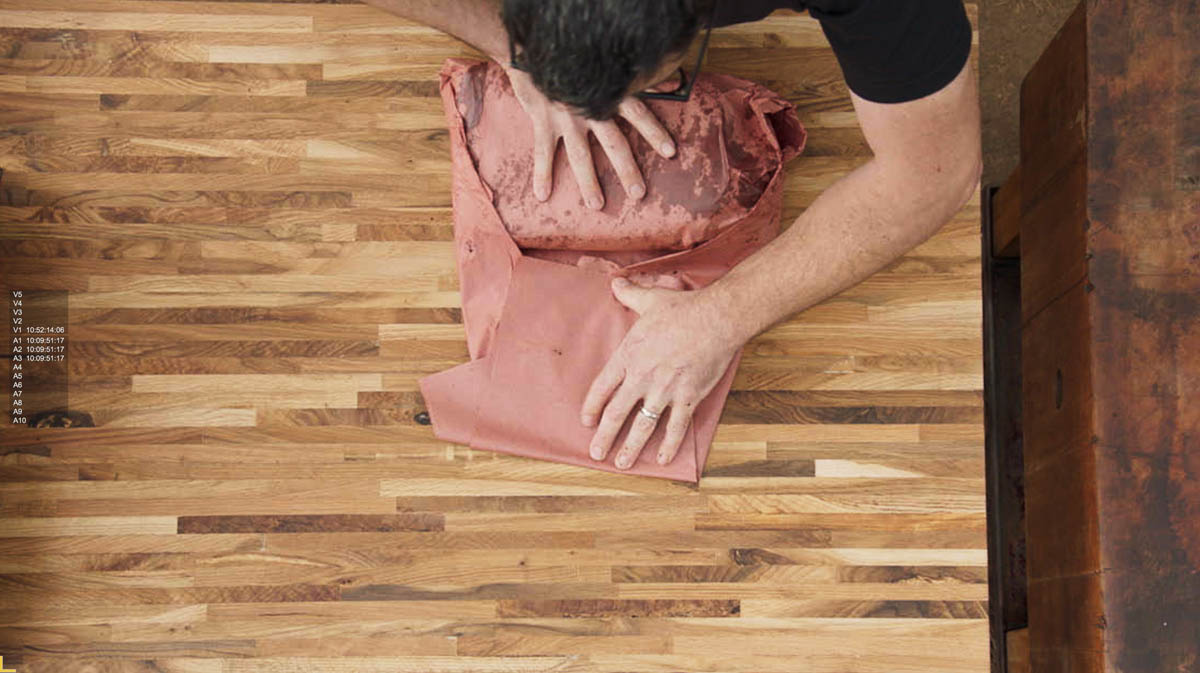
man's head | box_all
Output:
[502,0,713,120]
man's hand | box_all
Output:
[581,277,740,469]
[504,66,677,209]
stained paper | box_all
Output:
[418,59,805,482]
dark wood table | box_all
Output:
[984,1,1199,671]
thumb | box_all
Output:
[611,276,659,315]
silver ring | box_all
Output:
[638,406,661,421]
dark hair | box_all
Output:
[502,0,709,120]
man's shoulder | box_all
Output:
[710,0,971,105]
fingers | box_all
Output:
[562,130,604,210]
[581,359,623,429]
[655,398,693,465]
[531,96,670,207]
[591,122,645,200]
[618,97,676,158]
[612,396,670,470]
[531,125,558,202]
[587,384,641,462]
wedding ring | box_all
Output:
[638,406,661,421]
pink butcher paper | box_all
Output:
[418,58,806,482]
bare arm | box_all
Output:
[579,57,981,469]
[699,57,983,347]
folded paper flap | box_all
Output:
[439,60,519,359]
[479,255,733,483]
[769,105,807,164]
[443,59,803,252]
[417,359,486,447]
[439,60,499,211]
[473,254,706,482]
[742,83,807,163]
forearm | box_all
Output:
[358,0,508,61]
[699,156,978,347]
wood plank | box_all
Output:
[1012,0,1198,668]
[1006,627,1030,673]
[1082,0,1200,669]
[991,166,1019,257]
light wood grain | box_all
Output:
[0,1,985,671]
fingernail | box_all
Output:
[590,445,604,461]
[587,196,603,209]
[630,183,645,199]
[661,142,675,156]
[657,451,668,465]
[534,184,548,201]
[615,454,631,469]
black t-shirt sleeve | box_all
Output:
[807,0,972,103]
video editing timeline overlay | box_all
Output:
[7,289,68,428]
